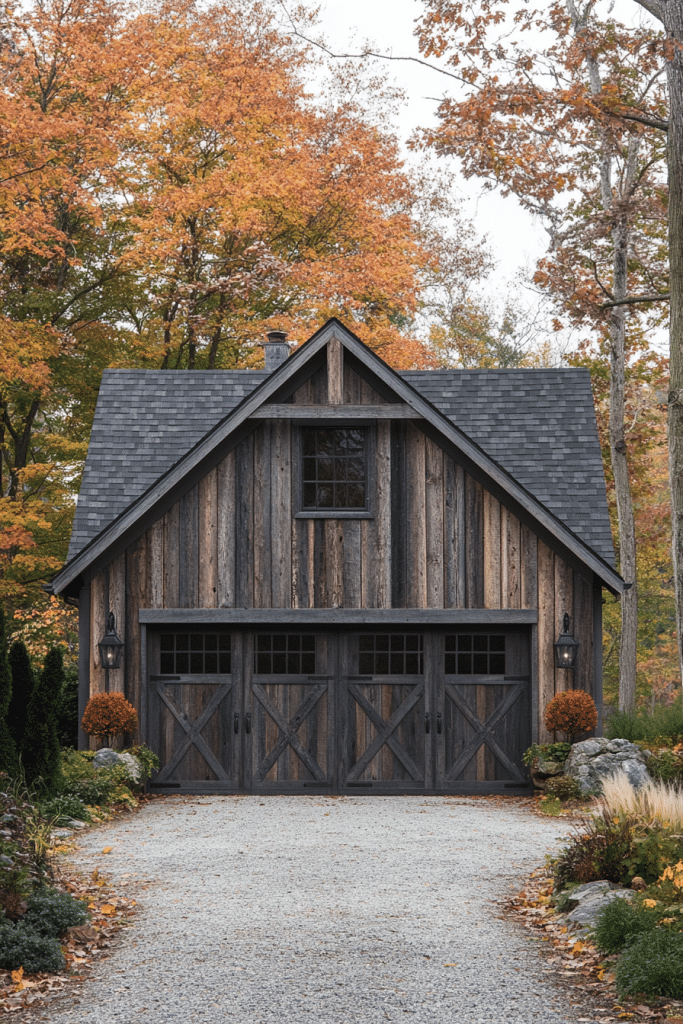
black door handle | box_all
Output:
[245,711,251,734]
[234,713,239,734]
[437,712,442,734]
[425,712,430,734]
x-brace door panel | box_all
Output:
[246,633,334,791]
[440,676,530,789]
[150,674,238,791]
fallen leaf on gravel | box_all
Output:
[101,847,112,855]
[100,904,116,915]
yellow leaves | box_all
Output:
[101,847,112,855]
[659,861,683,888]
[643,898,659,908]
[100,904,116,916]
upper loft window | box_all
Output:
[301,428,367,511]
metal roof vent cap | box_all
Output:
[262,330,290,372]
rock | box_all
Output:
[563,880,636,928]
[536,757,564,776]
[564,737,651,794]
[93,748,122,769]
[631,876,647,891]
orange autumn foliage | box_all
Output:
[81,693,138,745]
[544,690,598,741]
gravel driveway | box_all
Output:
[37,795,599,1024]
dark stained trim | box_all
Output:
[139,608,539,626]
[250,405,417,419]
[593,575,604,734]
[51,318,624,596]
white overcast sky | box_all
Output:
[301,0,659,297]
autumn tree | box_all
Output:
[415,0,670,707]
[0,0,490,625]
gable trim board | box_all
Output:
[51,318,623,599]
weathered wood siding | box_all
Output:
[86,347,598,744]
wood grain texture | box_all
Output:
[465,476,484,608]
[179,485,199,608]
[271,419,292,607]
[253,423,272,609]
[149,518,164,608]
[574,570,594,694]
[554,555,574,695]
[425,438,444,609]
[501,507,521,609]
[537,540,556,743]
[326,520,344,609]
[343,362,362,404]
[520,524,538,610]
[89,569,107,696]
[108,552,126,694]
[163,503,180,608]
[327,337,343,404]
[343,520,361,608]
[390,421,407,608]
[483,490,501,609]
[235,435,254,608]
[405,422,427,608]
[217,451,235,608]
[292,518,309,608]
[198,468,218,608]
[125,533,148,742]
[444,458,466,609]
[362,420,391,608]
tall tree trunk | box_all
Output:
[665,2,683,688]
[611,212,639,710]
[572,0,640,706]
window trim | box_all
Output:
[294,424,375,520]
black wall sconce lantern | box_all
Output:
[98,612,124,671]
[554,613,579,669]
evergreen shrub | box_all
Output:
[0,918,65,973]
[21,648,64,795]
[7,641,34,752]
[592,896,661,953]
[615,929,683,999]
[24,886,88,936]
[0,610,18,777]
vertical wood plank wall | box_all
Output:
[88,354,599,744]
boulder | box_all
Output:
[562,880,637,929]
[93,748,121,769]
[564,737,651,795]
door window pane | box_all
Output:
[445,634,506,675]
[357,634,424,675]
[254,634,316,675]
[159,633,231,674]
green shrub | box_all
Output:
[21,648,64,795]
[39,794,91,825]
[0,918,65,973]
[615,929,683,999]
[24,886,88,937]
[606,695,683,746]
[592,897,662,953]
[522,742,572,767]
[623,829,683,885]
[545,776,582,801]
[7,641,35,752]
[644,748,683,786]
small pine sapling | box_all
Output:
[544,690,598,743]
[0,609,18,778]
[21,647,64,795]
[81,693,138,749]
[7,641,35,751]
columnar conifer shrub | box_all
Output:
[21,647,64,794]
[0,610,18,777]
[7,641,35,751]
[544,690,598,742]
[81,693,138,748]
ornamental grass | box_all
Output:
[600,771,683,829]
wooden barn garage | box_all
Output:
[50,318,624,795]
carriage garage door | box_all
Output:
[147,629,531,795]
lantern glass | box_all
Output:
[98,613,124,670]
[554,613,579,669]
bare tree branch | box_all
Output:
[601,292,670,308]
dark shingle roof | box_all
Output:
[68,366,614,568]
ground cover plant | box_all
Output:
[552,770,683,1002]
